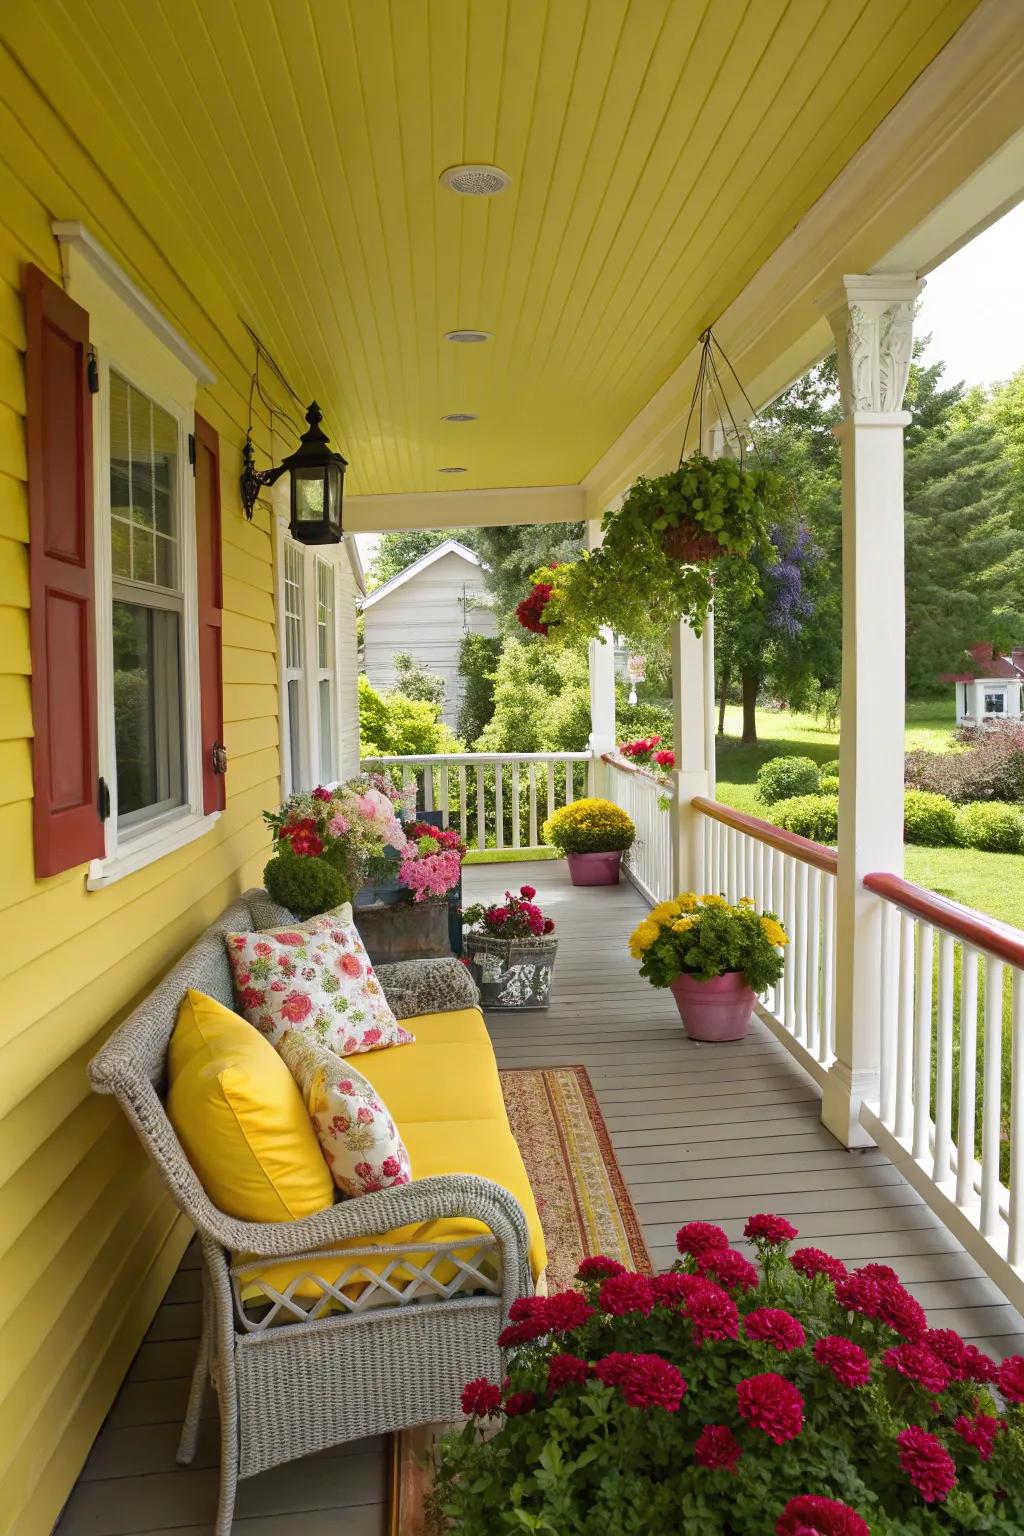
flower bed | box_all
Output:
[432,1213,1024,1533]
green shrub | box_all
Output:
[903,789,961,847]
[456,633,501,744]
[819,773,840,795]
[820,758,840,778]
[771,794,838,844]
[958,800,1024,853]
[756,755,821,805]
[543,798,635,854]
[263,851,350,918]
[358,673,461,758]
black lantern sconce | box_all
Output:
[240,400,348,544]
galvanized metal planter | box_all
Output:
[354,898,451,966]
[465,933,558,1011]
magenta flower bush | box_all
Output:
[431,1213,1024,1534]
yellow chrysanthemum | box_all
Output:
[671,917,695,933]
[676,892,698,911]
[699,893,728,908]
[761,916,789,947]
[628,919,661,958]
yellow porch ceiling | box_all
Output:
[4,0,976,496]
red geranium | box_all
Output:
[776,1495,869,1536]
[516,581,554,634]
[507,1296,547,1322]
[520,884,536,898]
[696,1248,759,1293]
[576,1254,625,1281]
[676,1221,730,1259]
[654,749,676,768]
[693,1424,742,1472]
[882,1343,950,1395]
[281,816,324,857]
[461,1378,502,1417]
[503,1390,538,1417]
[813,1335,871,1388]
[835,1269,927,1342]
[744,1308,806,1353]
[593,1352,686,1411]
[547,1353,590,1391]
[736,1373,804,1444]
[685,1279,740,1345]
[998,1354,1024,1402]
[498,1316,549,1348]
[651,1271,702,1307]
[744,1213,798,1244]
[924,1329,997,1384]
[599,1271,655,1317]
[897,1426,957,1504]
[541,1291,594,1333]
[953,1411,1005,1462]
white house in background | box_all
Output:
[946,641,1024,724]
[360,539,498,729]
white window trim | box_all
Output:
[275,517,344,795]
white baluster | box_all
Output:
[806,866,821,1057]
[782,857,797,1035]
[820,874,835,1067]
[476,764,486,851]
[913,923,934,1162]
[1008,972,1024,1266]
[528,765,538,847]
[879,900,897,1124]
[794,861,809,1045]
[565,761,575,805]
[754,840,764,914]
[895,914,916,1141]
[459,765,468,840]
[511,761,521,850]
[495,762,505,850]
[546,761,555,825]
[956,947,979,1208]
[980,956,1005,1238]
[423,764,435,813]
[439,763,449,828]
[932,934,955,1184]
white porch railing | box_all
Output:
[693,797,838,1086]
[859,873,1024,1314]
[360,752,592,852]
[602,753,674,906]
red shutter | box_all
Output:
[23,264,103,877]
[194,412,225,813]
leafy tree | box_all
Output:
[457,633,502,744]
[980,367,1024,483]
[366,528,478,588]
[476,637,592,753]
[393,651,446,709]
[472,521,585,619]
[358,674,461,757]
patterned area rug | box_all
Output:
[389,1065,650,1534]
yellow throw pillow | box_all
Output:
[167,988,333,1223]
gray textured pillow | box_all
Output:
[373,957,481,1020]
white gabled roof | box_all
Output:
[359,538,485,609]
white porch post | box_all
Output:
[670,619,711,892]
[586,519,617,796]
[821,273,923,1148]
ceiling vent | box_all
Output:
[438,466,467,474]
[440,164,511,196]
[444,329,492,344]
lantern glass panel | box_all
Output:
[293,467,326,525]
[326,462,343,532]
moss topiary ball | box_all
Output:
[263,851,350,919]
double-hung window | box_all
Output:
[316,557,337,784]
[283,539,307,791]
[276,521,343,794]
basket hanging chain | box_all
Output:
[679,327,767,469]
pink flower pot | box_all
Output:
[566,850,622,886]
[669,971,755,1042]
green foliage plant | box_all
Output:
[543,798,636,855]
[357,673,461,758]
[756,755,822,805]
[457,632,502,743]
[263,850,349,919]
[819,773,840,796]
[630,894,787,992]
[903,790,962,848]
[772,794,839,844]
[958,801,1024,854]
[538,456,785,648]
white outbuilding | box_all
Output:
[946,642,1024,725]
[360,539,499,729]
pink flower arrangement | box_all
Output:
[463,886,556,942]
[436,1209,1024,1531]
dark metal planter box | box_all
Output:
[465,933,558,1010]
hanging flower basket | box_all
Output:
[660,518,724,564]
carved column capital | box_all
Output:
[823,274,924,416]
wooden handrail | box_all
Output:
[691,795,838,876]
[864,871,1024,969]
[601,751,667,786]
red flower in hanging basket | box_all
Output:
[516,580,554,634]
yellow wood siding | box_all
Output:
[0,49,291,1536]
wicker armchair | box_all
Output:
[89,891,532,1535]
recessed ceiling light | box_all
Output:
[444,329,492,344]
[441,412,478,422]
[440,164,511,197]
[438,466,467,474]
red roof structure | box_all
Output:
[943,642,1024,683]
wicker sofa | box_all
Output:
[89,890,540,1535]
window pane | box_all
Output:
[287,677,303,789]
[113,600,185,823]
[319,678,334,783]
[110,371,178,589]
[284,542,304,670]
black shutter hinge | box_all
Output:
[98,776,111,821]
[188,432,196,473]
[87,346,99,394]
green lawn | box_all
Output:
[715,700,1024,930]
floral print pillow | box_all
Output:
[225,907,414,1055]
[278,1030,412,1197]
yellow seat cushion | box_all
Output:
[357,1040,507,1124]
[239,1117,546,1304]
[167,989,333,1223]
[398,1006,492,1047]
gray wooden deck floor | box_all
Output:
[60,860,1024,1535]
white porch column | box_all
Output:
[586,519,617,796]
[821,273,923,1147]
[670,618,711,892]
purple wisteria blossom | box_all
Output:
[763,524,819,639]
